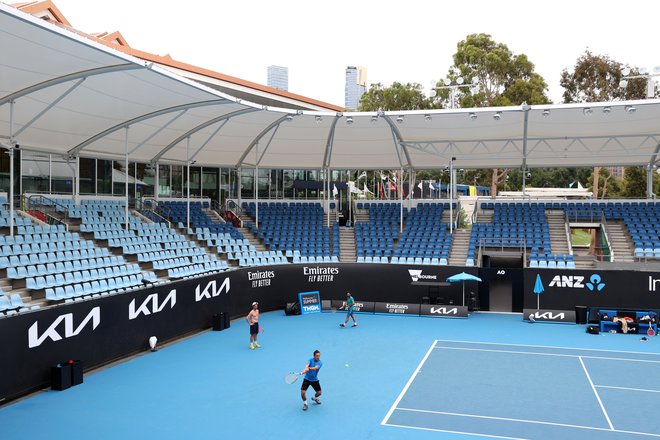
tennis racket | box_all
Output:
[284,372,303,384]
[648,323,656,337]
[259,324,264,334]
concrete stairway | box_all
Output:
[546,210,571,255]
[448,229,471,266]
[605,220,635,263]
[338,227,356,262]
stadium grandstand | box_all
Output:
[1,3,660,431]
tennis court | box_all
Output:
[383,340,660,439]
[1,312,658,439]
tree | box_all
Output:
[435,33,551,195]
[586,168,623,199]
[561,50,647,198]
[622,167,647,198]
[358,82,434,112]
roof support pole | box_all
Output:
[124,127,129,232]
[648,142,660,199]
[186,137,191,231]
[8,100,15,236]
[237,167,242,212]
[155,163,160,202]
[521,103,531,196]
[74,156,80,205]
[399,166,404,234]
[255,143,259,230]
[326,169,330,228]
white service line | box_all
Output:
[382,422,529,440]
[380,339,437,425]
[595,385,660,394]
[433,345,660,364]
[579,356,614,431]
[393,407,660,438]
[434,339,660,357]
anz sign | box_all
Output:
[548,274,606,291]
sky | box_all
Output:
[46,0,660,108]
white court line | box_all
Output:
[382,422,529,440]
[596,385,660,394]
[579,356,614,430]
[380,339,437,426]
[434,345,660,364]
[393,407,660,438]
[435,339,660,357]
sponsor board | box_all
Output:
[321,300,332,311]
[374,302,421,315]
[419,304,468,318]
[547,274,606,291]
[28,307,101,349]
[408,269,438,282]
[523,308,576,323]
[247,270,275,288]
[330,299,375,313]
[298,291,321,315]
[303,266,339,283]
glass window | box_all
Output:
[240,168,254,199]
[51,156,73,194]
[202,168,219,202]
[97,159,112,194]
[22,152,50,193]
[158,164,170,197]
[171,165,183,197]
[79,158,95,194]
[136,163,155,199]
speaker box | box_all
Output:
[586,325,600,335]
[70,360,83,386]
[51,363,72,391]
[212,313,227,331]
[285,302,301,316]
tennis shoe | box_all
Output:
[339,323,345,328]
[250,344,255,350]
[312,397,321,405]
[303,403,308,411]
[254,343,261,348]
[352,324,358,327]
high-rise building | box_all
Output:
[267,65,288,91]
[345,66,367,110]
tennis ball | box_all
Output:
[345,364,349,368]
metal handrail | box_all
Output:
[600,212,614,262]
[563,210,574,256]
[25,194,70,230]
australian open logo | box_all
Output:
[408,269,437,282]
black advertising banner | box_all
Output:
[374,302,421,315]
[524,269,660,311]
[0,274,230,403]
[523,308,576,323]
[330,300,375,313]
[420,304,468,318]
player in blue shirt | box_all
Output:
[300,350,323,411]
[339,291,358,328]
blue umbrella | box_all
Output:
[446,272,482,306]
[533,274,544,309]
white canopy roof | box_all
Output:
[2,3,660,171]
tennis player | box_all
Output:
[246,302,261,349]
[339,291,358,328]
[300,350,323,411]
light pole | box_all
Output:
[430,77,479,109]
[620,67,660,198]
[619,66,660,98]
[449,157,456,233]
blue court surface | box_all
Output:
[2,311,659,440]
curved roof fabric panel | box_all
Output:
[2,4,660,171]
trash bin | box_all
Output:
[575,306,588,325]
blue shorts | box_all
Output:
[346,307,354,316]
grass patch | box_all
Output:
[571,229,592,247]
